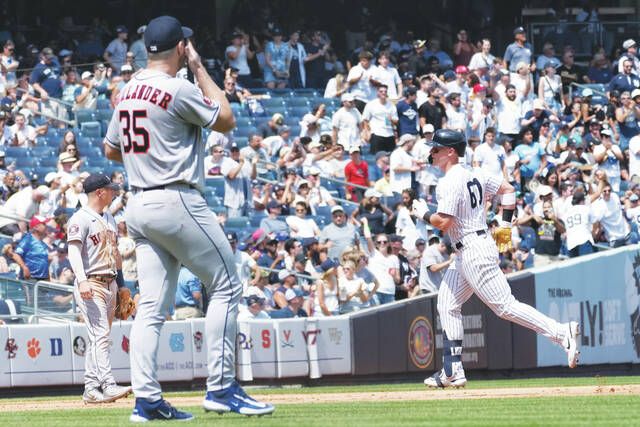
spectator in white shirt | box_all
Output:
[592,129,624,192]
[468,38,495,76]
[629,133,640,179]
[286,201,320,238]
[444,92,467,132]
[390,134,422,194]
[371,51,402,101]
[592,182,633,247]
[225,31,254,87]
[473,127,507,181]
[496,84,522,141]
[562,190,596,257]
[347,51,377,111]
[9,113,36,147]
[332,92,362,150]
[362,85,398,154]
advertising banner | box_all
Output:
[315,317,351,375]
[535,247,640,366]
[246,320,277,378]
[109,321,133,384]
[155,321,193,382]
[9,324,72,386]
[0,326,11,387]
[189,319,207,379]
[69,322,89,385]
[273,318,308,378]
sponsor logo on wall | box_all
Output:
[408,316,434,369]
[281,330,294,348]
[5,338,17,359]
[27,338,41,359]
[121,335,130,354]
[73,336,86,357]
[193,331,203,353]
[169,333,185,353]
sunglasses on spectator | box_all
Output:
[603,189,611,194]
[376,239,388,244]
[213,150,223,154]
[296,208,306,213]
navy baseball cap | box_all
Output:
[83,174,120,193]
[144,16,193,53]
[226,231,237,242]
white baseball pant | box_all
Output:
[126,185,242,402]
[74,279,117,389]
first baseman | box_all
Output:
[104,15,274,421]
[412,129,580,388]
[68,173,132,403]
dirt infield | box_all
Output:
[1,384,639,412]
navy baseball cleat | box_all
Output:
[203,381,275,416]
[130,398,194,422]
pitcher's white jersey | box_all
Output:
[436,163,502,243]
[104,69,220,192]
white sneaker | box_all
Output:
[101,383,132,403]
[564,321,580,368]
[82,388,104,404]
[424,369,467,388]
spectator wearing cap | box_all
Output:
[104,25,128,74]
[286,201,320,239]
[264,28,290,89]
[30,47,66,122]
[593,129,624,192]
[130,25,148,70]
[396,86,419,137]
[390,134,421,195]
[74,70,99,110]
[609,58,640,97]
[39,172,65,218]
[269,287,308,318]
[226,30,254,87]
[419,236,453,293]
[12,215,50,280]
[0,185,49,235]
[259,113,284,138]
[58,151,82,185]
[273,269,298,308]
[238,291,270,321]
[514,239,534,271]
[353,188,394,235]
[332,92,363,150]
[49,241,73,284]
[347,51,377,112]
[226,232,261,291]
[371,51,402,101]
[470,97,495,144]
[255,231,284,280]
[624,192,640,230]
[446,65,470,104]
[407,40,429,77]
[592,182,633,248]
[418,86,447,131]
[538,61,563,114]
[521,99,559,141]
[344,146,368,202]
[504,27,534,74]
[319,205,359,260]
[561,190,596,257]
[173,266,203,320]
[617,39,640,74]
[259,201,288,234]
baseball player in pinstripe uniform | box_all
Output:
[68,173,132,404]
[104,16,274,421]
[412,129,580,388]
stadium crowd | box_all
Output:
[2,15,640,320]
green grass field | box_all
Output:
[3,376,640,426]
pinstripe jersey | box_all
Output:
[436,163,502,244]
[104,69,220,193]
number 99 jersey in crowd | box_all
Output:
[436,163,502,244]
[104,69,221,192]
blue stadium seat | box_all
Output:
[206,178,225,197]
[233,136,249,148]
[289,106,309,118]
[230,103,246,115]
[75,109,96,125]
[96,109,114,122]
[261,98,286,108]
[225,216,250,229]
[30,146,56,157]
[80,121,102,138]
[284,116,300,126]
[15,157,39,168]
[96,98,111,110]
[265,105,288,116]
[235,116,253,128]
[285,97,310,108]
[4,147,29,157]
[39,157,59,168]
[233,126,257,138]
[249,212,267,228]
[289,125,301,136]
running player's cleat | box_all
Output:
[424,369,467,388]
[564,321,580,369]
[101,383,132,403]
[203,381,275,416]
[82,387,104,404]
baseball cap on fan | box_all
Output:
[144,15,193,53]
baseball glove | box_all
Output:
[494,226,513,253]
[115,287,136,320]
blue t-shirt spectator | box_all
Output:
[504,42,533,72]
[30,58,63,98]
[608,72,640,94]
[396,99,419,136]
[514,142,545,179]
[587,66,614,84]
[522,110,551,140]
[15,233,49,279]
[175,267,202,307]
[269,306,308,318]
